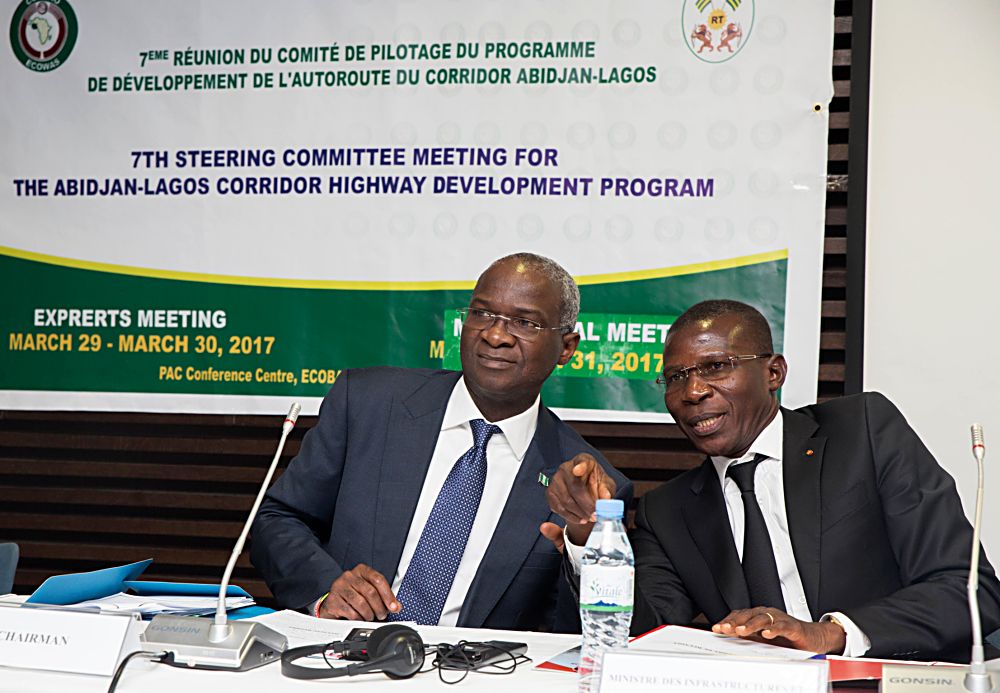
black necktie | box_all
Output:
[726,454,786,611]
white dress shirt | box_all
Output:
[711,411,809,619]
[568,411,870,656]
[390,376,538,626]
[711,412,869,656]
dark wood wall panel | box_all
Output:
[0,1,856,603]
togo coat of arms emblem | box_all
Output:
[682,0,754,63]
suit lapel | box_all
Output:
[371,372,459,580]
[781,407,825,618]
[458,407,562,628]
[683,460,750,611]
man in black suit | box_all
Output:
[250,253,631,632]
[545,299,1000,660]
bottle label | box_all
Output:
[580,565,634,611]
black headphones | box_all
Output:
[281,624,425,680]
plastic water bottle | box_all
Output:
[578,498,634,693]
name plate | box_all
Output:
[881,664,967,693]
[599,649,828,693]
[0,603,142,676]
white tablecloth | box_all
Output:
[0,614,582,693]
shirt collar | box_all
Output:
[442,376,540,461]
[711,409,784,485]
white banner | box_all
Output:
[0,0,833,419]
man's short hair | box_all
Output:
[667,299,774,353]
[485,252,580,329]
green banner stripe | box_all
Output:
[0,253,786,413]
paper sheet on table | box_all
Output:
[629,625,820,660]
[247,609,362,648]
[72,591,254,616]
[535,644,581,672]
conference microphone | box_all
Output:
[964,424,995,693]
[139,403,301,671]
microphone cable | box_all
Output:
[107,649,166,693]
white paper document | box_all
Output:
[248,609,359,648]
[631,625,821,661]
[72,591,254,616]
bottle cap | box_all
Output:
[595,499,624,519]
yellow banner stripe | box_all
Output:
[576,250,788,286]
[0,245,787,291]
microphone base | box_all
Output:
[140,614,287,671]
[964,671,996,693]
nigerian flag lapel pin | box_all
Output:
[537,472,550,487]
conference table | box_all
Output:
[0,611,937,692]
[2,616,583,693]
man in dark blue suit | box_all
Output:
[250,253,631,631]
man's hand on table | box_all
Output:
[712,607,846,654]
[318,564,401,621]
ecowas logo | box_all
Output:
[682,0,754,63]
[9,0,77,72]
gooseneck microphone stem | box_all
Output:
[208,403,301,643]
[965,423,993,693]
[140,404,296,669]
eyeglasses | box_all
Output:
[655,354,772,392]
[459,308,568,341]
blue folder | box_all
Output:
[26,559,251,606]
[125,581,250,598]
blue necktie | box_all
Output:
[388,419,501,625]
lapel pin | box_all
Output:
[805,449,814,456]
[537,472,550,487]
